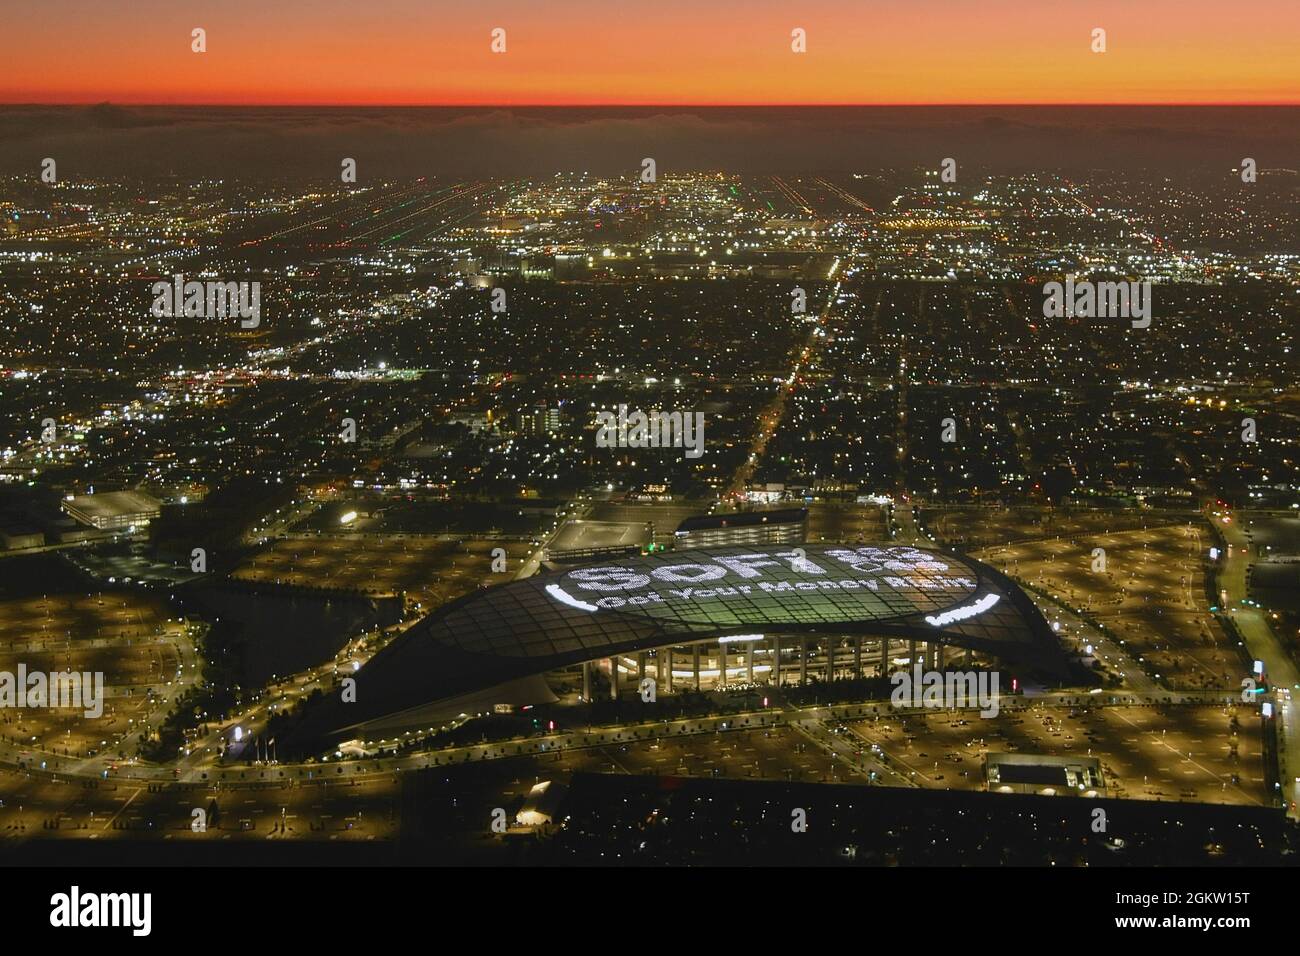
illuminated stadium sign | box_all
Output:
[543,546,994,628]
[924,593,1001,628]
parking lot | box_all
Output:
[0,589,187,760]
[231,535,533,610]
[846,702,1266,805]
[977,523,1235,690]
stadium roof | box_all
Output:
[295,544,1068,743]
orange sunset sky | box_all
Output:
[2,0,1296,106]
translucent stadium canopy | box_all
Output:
[428,545,1057,665]
[297,544,1068,745]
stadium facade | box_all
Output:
[292,544,1069,747]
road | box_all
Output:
[1215,507,1300,818]
[724,281,840,499]
[791,717,913,786]
[0,687,1247,793]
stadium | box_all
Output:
[291,544,1071,747]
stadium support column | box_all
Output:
[718,641,727,689]
[879,636,889,674]
[637,652,646,682]
[909,639,917,667]
[662,647,673,693]
[826,638,835,682]
[853,635,862,679]
[772,636,780,686]
[610,656,619,700]
[583,661,591,702]
[800,639,808,685]
[935,643,945,670]
[747,643,755,682]
[693,645,701,691]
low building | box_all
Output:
[674,508,807,549]
[985,752,1105,796]
[62,490,162,531]
[0,526,44,550]
[517,402,561,437]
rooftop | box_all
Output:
[63,490,162,520]
[675,508,808,535]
